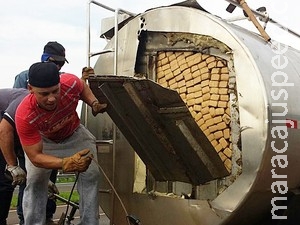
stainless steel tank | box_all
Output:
[86,1,300,225]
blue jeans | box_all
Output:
[17,156,57,222]
[23,125,100,225]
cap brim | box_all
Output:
[51,55,69,63]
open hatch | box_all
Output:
[89,75,229,185]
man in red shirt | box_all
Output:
[15,62,107,225]
[13,41,68,225]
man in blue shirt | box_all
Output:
[13,41,68,88]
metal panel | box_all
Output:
[90,75,229,185]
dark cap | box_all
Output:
[43,41,68,63]
[28,62,60,88]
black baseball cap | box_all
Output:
[28,62,60,88]
[43,41,69,63]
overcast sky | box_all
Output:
[0,0,299,88]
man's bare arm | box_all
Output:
[23,141,63,169]
[0,119,17,166]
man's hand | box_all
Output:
[62,149,93,173]
[6,165,26,186]
[92,100,107,116]
[81,67,95,81]
[48,181,59,200]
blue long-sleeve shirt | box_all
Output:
[13,70,29,88]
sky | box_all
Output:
[0,0,299,89]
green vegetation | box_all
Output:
[55,191,80,205]
[11,191,79,208]
[10,196,18,208]
[56,174,76,183]
[11,174,78,208]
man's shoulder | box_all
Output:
[0,88,28,103]
[3,88,30,123]
[16,94,34,117]
[0,88,28,95]
[60,72,78,78]
[13,70,29,88]
[16,70,29,77]
[60,73,82,85]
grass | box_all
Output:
[56,174,76,183]
[11,196,18,208]
[11,174,79,208]
[11,191,79,208]
[55,191,80,205]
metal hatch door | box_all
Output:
[89,75,229,185]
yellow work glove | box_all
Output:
[91,100,107,116]
[62,149,93,173]
[81,67,95,81]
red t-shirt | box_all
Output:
[16,73,84,145]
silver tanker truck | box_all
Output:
[82,1,300,225]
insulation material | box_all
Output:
[156,51,232,172]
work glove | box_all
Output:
[81,67,95,81]
[92,100,107,116]
[5,165,26,186]
[48,181,60,200]
[62,149,93,173]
